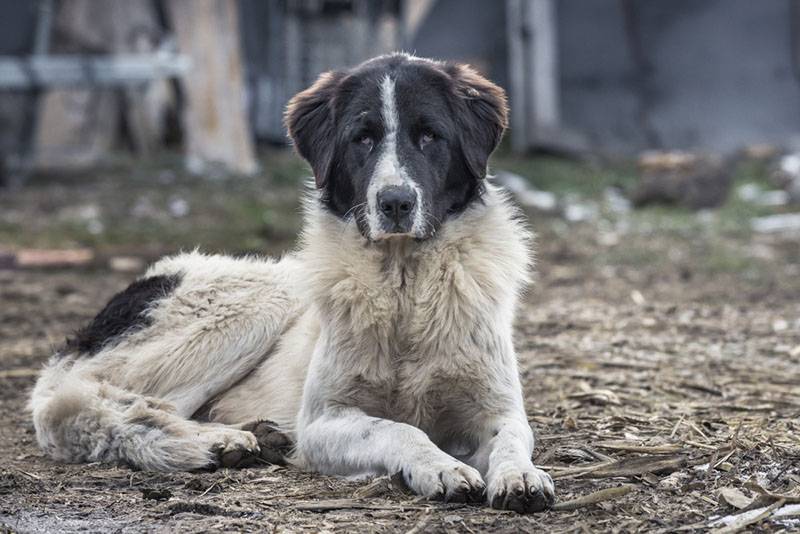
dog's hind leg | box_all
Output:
[30,365,261,471]
[31,252,303,471]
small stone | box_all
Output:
[141,487,172,501]
[773,319,789,332]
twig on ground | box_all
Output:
[404,510,432,534]
[293,499,427,512]
[0,368,39,378]
[710,498,786,534]
[552,485,634,511]
[595,441,683,454]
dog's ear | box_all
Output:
[447,64,508,180]
[285,71,344,189]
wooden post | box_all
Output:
[33,0,173,169]
[166,0,258,176]
[401,0,437,46]
[506,0,528,152]
[505,0,560,152]
[529,0,559,131]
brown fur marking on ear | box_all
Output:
[284,71,345,189]
[447,64,509,180]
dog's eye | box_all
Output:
[356,135,373,151]
[419,130,435,149]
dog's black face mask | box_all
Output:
[285,54,508,241]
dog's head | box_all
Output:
[285,53,508,241]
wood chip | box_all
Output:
[16,248,94,268]
[109,256,145,273]
[745,481,800,503]
[352,473,407,499]
[0,368,40,379]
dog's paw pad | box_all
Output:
[242,420,292,465]
[212,441,260,469]
[220,447,258,468]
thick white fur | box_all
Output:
[30,184,553,506]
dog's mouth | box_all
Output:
[359,220,433,243]
[368,223,426,241]
[352,202,432,242]
[372,230,419,241]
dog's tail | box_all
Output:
[30,358,259,471]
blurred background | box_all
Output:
[0,0,799,275]
[2,5,800,530]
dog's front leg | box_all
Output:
[297,407,486,502]
[472,411,556,513]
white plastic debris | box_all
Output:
[737,183,789,206]
[710,503,800,528]
[86,219,104,235]
[752,213,800,233]
[564,201,598,222]
[737,183,762,202]
[168,197,190,218]
[780,153,800,177]
[604,187,631,213]
[518,189,558,211]
[777,153,800,203]
[758,190,790,207]
[494,171,557,211]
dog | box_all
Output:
[29,53,555,513]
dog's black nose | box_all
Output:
[377,186,416,226]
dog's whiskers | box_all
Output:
[337,202,367,244]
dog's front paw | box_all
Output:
[210,428,261,468]
[487,464,555,513]
[403,460,486,503]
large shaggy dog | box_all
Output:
[30,54,555,513]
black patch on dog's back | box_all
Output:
[62,273,182,357]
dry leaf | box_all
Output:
[718,487,754,509]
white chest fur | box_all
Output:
[298,185,533,441]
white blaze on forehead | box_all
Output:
[373,76,403,187]
[366,75,425,239]
[381,75,400,141]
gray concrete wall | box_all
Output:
[559,0,800,153]
[407,0,508,88]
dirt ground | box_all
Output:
[2,160,800,532]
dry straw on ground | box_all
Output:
[1,212,799,532]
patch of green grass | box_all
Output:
[0,149,308,255]
[626,205,704,237]
[731,157,773,187]
[261,149,312,186]
[490,154,639,197]
[713,158,783,238]
[598,244,662,267]
[701,241,759,274]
